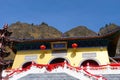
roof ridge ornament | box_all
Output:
[3,24,8,30]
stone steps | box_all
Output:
[102,74,120,80]
[18,73,79,80]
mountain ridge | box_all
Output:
[7,22,120,39]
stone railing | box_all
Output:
[3,62,120,80]
[87,63,120,75]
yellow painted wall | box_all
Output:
[12,47,110,68]
[66,47,110,66]
[12,50,53,68]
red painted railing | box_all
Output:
[3,62,120,80]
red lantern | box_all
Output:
[40,45,46,50]
[72,43,78,48]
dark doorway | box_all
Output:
[22,62,32,68]
[81,60,99,67]
[49,58,68,64]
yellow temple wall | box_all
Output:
[12,47,110,68]
[67,47,109,66]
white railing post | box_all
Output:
[106,64,111,70]
[64,60,67,70]
[86,65,90,71]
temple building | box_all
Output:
[11,27,120,69]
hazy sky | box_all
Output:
[0,0,120,32]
